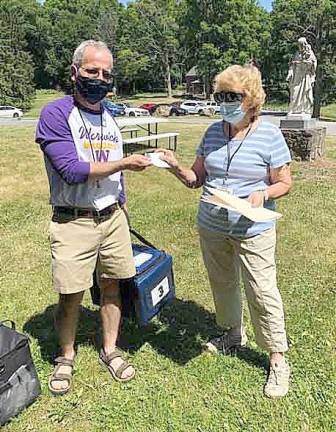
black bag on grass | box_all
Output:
[0,320,41,426]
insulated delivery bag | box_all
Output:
[0,320,41,426]
[90,229,175,326]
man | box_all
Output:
[36,40,151,395]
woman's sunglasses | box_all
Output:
[213,91,244,104]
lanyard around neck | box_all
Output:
[78,108,104,163]
[78,108,104,188]
[224,122,252,180]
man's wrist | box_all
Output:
[120,158,129,171]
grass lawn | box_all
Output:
[321,103,336,121]
[24,90,64,118]
[0,120,335,431]
[23,90,336,120]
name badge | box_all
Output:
[93,193,116,211]
[216,185,233,195]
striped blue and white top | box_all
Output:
[196,120,291,238]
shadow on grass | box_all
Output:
[120,298,268,369]
[119,298,218,365]
[260,110,287,117]
[24,298,268,370]
[23,305,101,364]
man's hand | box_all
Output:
[246,191,265,208]
[154,148,179,169]
[123,154,152,171]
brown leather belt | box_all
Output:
[53,203,119,220]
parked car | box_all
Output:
[180,100,206,114]
[139,103,157,114]
[154,103,187,116]
[0,105,23,118]
[103,100,125,117]
[204,100,221,113]
[116,103,150,117]
[197,100,221,116]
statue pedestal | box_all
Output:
[280,114,317,129]
[280,127,327,161]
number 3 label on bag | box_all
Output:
[151,277,170,306]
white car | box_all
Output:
[180,100,206,114]
[203,100,221,114]
[0,105,23,118]
[116,103,150,117]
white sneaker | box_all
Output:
[264,359,290,399]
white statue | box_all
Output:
[286,37,317,117]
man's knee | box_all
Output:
[100,279,120,303]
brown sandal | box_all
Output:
[48,356,74,396]
[99,348,135,383]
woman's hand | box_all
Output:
[246,190,265,208]
[154,148,179,169]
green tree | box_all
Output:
[39,0,119,89]
[115,48,150,94]
[0,0,36,109]
[270,0,336,117]
[181,0,271,96]
[41,0,97,89]
[123,0,180,97]
[99,3,151,95]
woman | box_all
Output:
[286,37,317,115]
[159,65,292,399]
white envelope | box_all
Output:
[147,152,170,168]
[202,187,282,222]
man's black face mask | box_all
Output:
[75,75,110,104]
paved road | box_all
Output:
[0,117,38,127]
[1,114,336,135]
[170,113,336,136]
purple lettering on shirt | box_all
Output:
[95,149,110,162]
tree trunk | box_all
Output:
[313,68,322,119]
[205,72,211,99]
[313,15,323,119]
[165,54,172,98]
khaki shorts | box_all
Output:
[49,208,136,294]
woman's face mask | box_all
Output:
[220,102,246,124]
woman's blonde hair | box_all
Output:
[214,65,266,116]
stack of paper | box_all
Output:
[201,187,282,222]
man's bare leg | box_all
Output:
[100,278,134,380]
[51,291,84,391]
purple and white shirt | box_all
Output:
[36,95,126,210]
